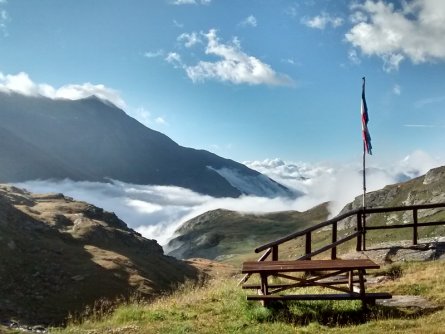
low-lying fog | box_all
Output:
[16,150,443,246]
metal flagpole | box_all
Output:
[361,76,368,251]
[362,139,367,251]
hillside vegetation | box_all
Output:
[167,203,329,263]
[43,259,445,334]
[0,185,198,326]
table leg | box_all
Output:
[260,273,269,307]
[358,269,367,310]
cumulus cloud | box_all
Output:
[302,12,344,29]
[0,71,126,109]
[245,151,445,217]
[15,150,445,246]
[393,84,401,95]
[239,15,258,28]
[346,0,445,72]
[172,29,293,86]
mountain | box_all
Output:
[0,92,292,198]
[0,184,198,325]
[338,165,445,230]
[167,166,445,262]
[166,203,329,261]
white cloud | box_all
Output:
[177,32,201,47]
[15,150,444,246]
[302,12,344,29]
[173,20,184,28]
[404,124,445,129]
[165,52,183,68]
[144,50,164,58]
[176,29,293,86]
[129,106,167,127]
[348,49,361,64]
[0,71,126,109]
[393,84,401,95]
[239,15,258,27]
[245,151,445,217]
[172,0,211,5]
[414,95,445,108]
[0,1,9,37]
[346,0,445,72]
[155,116,167,125]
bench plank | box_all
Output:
[242,278,365,290]
[242,259,379,274]
[246,292,392,301]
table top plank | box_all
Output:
[242,259,379,274]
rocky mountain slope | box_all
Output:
[166,203,329,261]
[0,92,292,198]
[0,184,198,325]
[338,165,445,230]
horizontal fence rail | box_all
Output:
[253,202,445,263]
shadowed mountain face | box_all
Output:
[0,93,292,198]
[0,184,198,325]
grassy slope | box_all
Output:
[46,259,445,334]
[167,203,330,264]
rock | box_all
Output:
[377,295,440,311]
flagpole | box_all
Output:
[363,140,366,209]
[361,76,368,251]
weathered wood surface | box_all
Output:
[246,292,392,301]
[242,259,379,274]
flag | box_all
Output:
[361,77,372,155]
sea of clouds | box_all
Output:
[15,150,444,247]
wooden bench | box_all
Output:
[241,259,391,308]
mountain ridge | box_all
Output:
[0,92,292,198]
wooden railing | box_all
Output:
[239,202,445,285]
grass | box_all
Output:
[48,259,445,334]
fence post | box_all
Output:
[413,209,418,245]
[305,232,312,260]
[272,245,278,261]
[356,213,362,251]
[331,221,337,259]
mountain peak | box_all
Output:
[0,92,291,198]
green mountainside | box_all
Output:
[166,203,329,262]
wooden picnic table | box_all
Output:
[241,259,391,307]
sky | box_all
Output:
[2,0,445,244]
[1,0,444,165]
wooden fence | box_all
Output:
[239,202,445,285]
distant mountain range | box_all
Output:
[0,93,292,198]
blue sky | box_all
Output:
[1,0,445,165]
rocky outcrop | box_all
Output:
[338,166,445,229]
[0,184,198,325]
